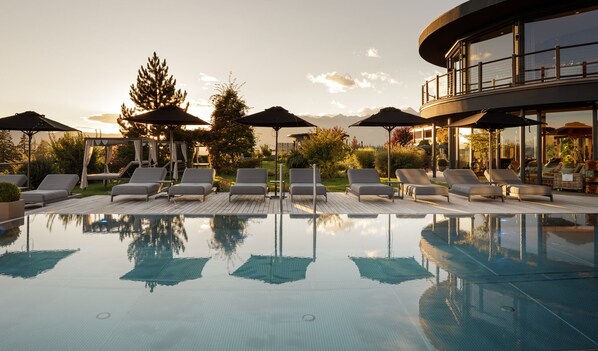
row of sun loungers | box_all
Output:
[1,166,554,208]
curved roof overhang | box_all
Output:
[419,0,593,67]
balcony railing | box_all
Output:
[421,41,598,105]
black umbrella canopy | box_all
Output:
[0,111,79,189]
[349,107,428,128]
[444,111,543,130]
[236,106,315,129]
[0,111,79,133]
[126,105,210,126]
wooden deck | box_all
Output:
[26,191,598,216]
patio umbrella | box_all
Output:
[445,110,543,181]
[0,217,77,279]
[236,106,316,198]
[127,105,210,180]
[350,214,432,284]
[0,111,79,189]
[231,213,314,284]
[350,107,428,180]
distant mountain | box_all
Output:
[254,108,421,148]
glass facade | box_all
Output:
[467,28,512,91]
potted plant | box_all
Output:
[437,158,448,172]
[0,182,24,221]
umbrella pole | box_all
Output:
[170,128,174,181]
[388,214,391,259]
[274,128,280,197]
[386,127,393,181]
[27,133,33,190]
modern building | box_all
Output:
[418,0,598,189]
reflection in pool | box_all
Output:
[0,213,596,350]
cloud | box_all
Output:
[360,72,401,86]
[199,73,218,82]
[307,72,358,93]
[367,48,380,58]
[331,100,346,109]
[84,113,119,124]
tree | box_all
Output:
[50,132,100,175]
[117,52,188,139]
[0,131,20,173]
[207,80,255,172]
[391,127,413,147]
[299,127,349,178]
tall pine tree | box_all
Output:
[208,80,255,172]
[117,52,188,139]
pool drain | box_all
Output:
[500,306,515,313]
[96,312,111,320]
[302,314,316,322]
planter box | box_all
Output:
[0,199,25,222]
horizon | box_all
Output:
[1,0,463,139]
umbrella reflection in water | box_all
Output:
[231,213,315,284]
[350,214,433,285]
[0,217,77,279]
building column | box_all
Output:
[432,122,437,178]
[536,110,543,185]
[593,103,597,160]
[519,109,526,180]
[448,118,456,169]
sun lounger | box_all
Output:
[21,174,79,206]
[485,168,553,201]
[0,174,28,190]
[289,168,327,202]
[168,168,215,201]
[110,167,166,202]
[395,169,449,202]
[229,168,268,202]
[443,169,503,202]
[346,169,394,202]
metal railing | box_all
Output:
[422,41,598,105]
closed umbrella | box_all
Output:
[0,111,79,189]
[445,110,543,181]
[350,107,428,181]
[127,105,210,180]
[236,106,315,198]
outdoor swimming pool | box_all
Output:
[0,213,596,350]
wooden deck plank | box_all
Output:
[25,192,598,216]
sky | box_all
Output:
[0,0,464,136]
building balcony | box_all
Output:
[420,41,598,119]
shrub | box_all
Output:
[374,147,425,176]
[286,150,309,169]
[354,148,376,168]
[237,158,261,169]
[50,132,100,175]
[0,182,20,202]
[17,156,58,189]
[437,158,448,167]
[259,144,272,158]
[299,127,349,178]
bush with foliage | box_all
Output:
[237,158,261,169]
[0,182,21,202]
[259,144,272,158]
[286,150,309,169]
[299,127,349,178]
[17,156,57,189]
[50,132,100,176]
[354,148,376,169]
[374,146,425,176]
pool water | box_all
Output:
[0,213,597,350]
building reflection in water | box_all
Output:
[419,213,598,350]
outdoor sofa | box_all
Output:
[395,169,449,202]
[289,168,327,202]
[110,167,166,202]
[168,168,215,201]
[21,174,79,206]
[229,168,268,202]
[485,168,553,201]
[346,169,394,202]
[443,169,504,202]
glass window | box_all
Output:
[468,28,513,91]
[545,110,593,164]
